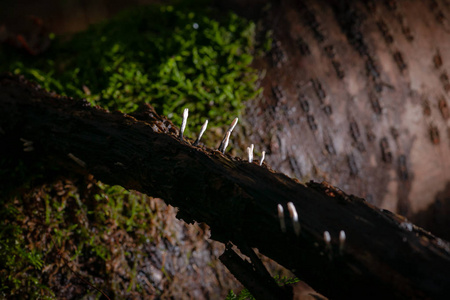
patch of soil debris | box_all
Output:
[0,175,242,299]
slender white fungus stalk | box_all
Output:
[339,230,346,253]
[221,131,231,154]
[287,202,297,221]
[218,117,238,153]
[20,138,33,147]
[193,119,208,146]
[277,204,286,233]
[247,144,254,163]
[229,117,238,133]
[287,202,301,236]
[260,151,266,166]
[339,230,346,243]
[324,231,331,245]
[179,108,189,140]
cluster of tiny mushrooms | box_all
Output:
[178,108,346,250]
[20,106,346,250]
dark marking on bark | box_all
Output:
[366,125,376,142]
[374,83,384,93]
[331,60,345,79]
[347,153,358,176]
[307,114,318,131]
[434,49,443,69]
[366,57,381,79]
[334,1,383,90]
[323,104,333,116]
[390,5,414,42]
[333,3,369,57]
[393,51,407,73]
[324,45,345,79]
[288,155,302,179]
[299,2,326,43]
[311,78,326,103]
[298,94,310,113]
[356,142,366,152]
[429,124,440,145]
[438,96,449,119]
[324,45,335,58]
[350,120,366,151]
[296,37,311,56]
[325,140,336,155]
[350,119,361,141]
[369,93,383,115]
[398,154,409,181]
[440,72,450,93]
[401,24,414,42]
[423,98,432,116]
[377,20,394,44]
[323,131,336,156]
[429,1,446,25]
[380,137,393,163]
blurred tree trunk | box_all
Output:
[220,0,450,240]
[1,74,449,299]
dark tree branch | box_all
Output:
[1,74,450,299]
[219,243,291,300]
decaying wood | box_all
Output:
[1,74,450,299]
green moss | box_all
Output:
[0,0,261,135]
[0,179,181,298]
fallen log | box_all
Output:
[1,73,449,299]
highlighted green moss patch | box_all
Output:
[1,0,261,134]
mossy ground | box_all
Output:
[0,0,263,138]
[0,176,238,299]
[0,0,266,298]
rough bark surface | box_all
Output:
[1,74,450,299]
[225,0,450,240]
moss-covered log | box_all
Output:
[1,73,450,299]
